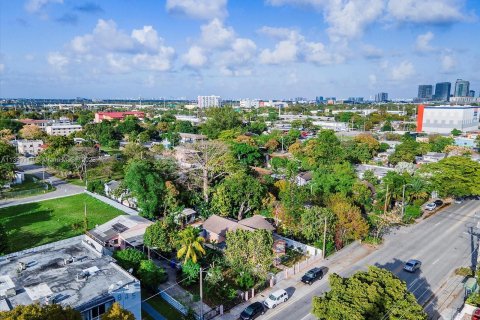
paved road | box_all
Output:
[0,163,84,208]
[228,200,480,320]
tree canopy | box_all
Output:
[0,303,82,320]
[312,266,426,320]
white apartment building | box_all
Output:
[45,124,82,136]
[417,105,479,134]
[17,140,44,156]
[198,95,221,108]
[240,99,260,108]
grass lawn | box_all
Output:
[1,174,56,199]
[0,193,124,253]
[141,289,184,320]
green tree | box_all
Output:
[312,266,426,320]
[181,259,200,284]
[101,302,135,320]
[230,141,262,166]
[476,135,480,149]
[201,107,242,139]
[451,128,462,136]
[248,121,267,134]
[175,120,196,133]
[211,171,266,220]
[225,229,274,280]
[143,219,178,253]
[0,141,17,186]
[113,248,146,272]
[301,206,335,243]
[388,136,421,165]
[124,160,165,218]
[177,226,206,263]
[420,156,480,197]
[428,135,454,153]
[0,303,82,320]
[302,130,344,167]
[311,162,357,199]
[137,259,167,291]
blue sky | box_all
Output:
[0,0,479,100]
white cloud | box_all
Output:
[25,0,63,14]
[200,18,235,48]
[369,74,377,85]
[390,60,415,80]
[183,45,208,68]
[387,0,468,24]
[50,19,175,74]
[415,31,435,52]
[259,27,340,65]
[0,64,4,74]
[47,52,69,70]
[166,0,227,20]
[440,54,456,73]
[325,0,385,42]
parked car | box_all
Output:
[434,199,444,206]
[403,259,422,273]
[454,197,463,204]
[301,267,324,285]
[472,308,480,320]
[425,203,436,211]
[240,302,265,320]
[264,289,289,309]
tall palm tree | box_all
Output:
[177,226,206,264]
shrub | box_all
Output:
[113,248,146,273]
[403,205,422,224]
[137,260,167,291]
[181,260,200,285]
[235,271,255,290]
[454,267,474,277]
[362,236,383,246]
[467,292,480,306]
[87,180,105,195]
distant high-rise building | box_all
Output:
[375,92,388,102]
[454,79,470,97]
[434,82,451,101]
[469,90,475,97]
[197,95,221,108]
[417,85,433,100]
[315,96,324,104]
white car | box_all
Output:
[264,289,289,309]
[425,203,436,211]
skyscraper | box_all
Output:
[469,90,476,97]
[417,85,433,100]
[454,79,470,97]
[434,82,451,101]
[375,92,388,102]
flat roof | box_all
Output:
[0,236,137,311]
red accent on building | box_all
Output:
[94,111,145,123]
[416,104,425,133]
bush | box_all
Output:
[362,236,383,246]
[454,267,474,277]
[313,239,335,257]
[113,248,147,272]
[137,260,167,291]
[87,180,105,195]
[235,271,255,290]
[181,260,200,285]
[403,205,422,224]
[467,292,480,306]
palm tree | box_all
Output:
[177,226,206,264]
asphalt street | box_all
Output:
[0,162,84,208]
[237,199,480,320]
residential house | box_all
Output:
[45,124,82,136]
[0,237,141,319]
[94,111,145,123]
[416,152,446,164]
[104,180,137,209]
[17,140,44,156]
[179,133,207,144]
[295,171,313,186]
[355,164,395,180]
[202,214,275,244]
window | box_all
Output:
[90,304,106,320]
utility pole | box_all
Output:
[323,217,327,259]
[383,184,389,215]
[402,184,406,217]
[200,267,204,320]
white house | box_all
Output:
[17,140,44,156]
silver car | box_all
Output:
[403,259,421,272]
[425,203,436,211]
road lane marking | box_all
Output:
[432,258,440,265]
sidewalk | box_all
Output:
[221,242,374,320]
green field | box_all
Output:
[0,193,124,253]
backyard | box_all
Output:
[0,193,124,253]
[0,174,55,199]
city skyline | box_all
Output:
[1,0,479,99]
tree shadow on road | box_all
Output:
[375,258,441,320]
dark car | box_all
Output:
[472,308,480,320]
[240,302,265,320]
[403,259,422,273]
[301,267,324,285]
[434,199,443,206]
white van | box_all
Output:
[263,289,289,309]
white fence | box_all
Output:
[84,190,138,216]
[271,254,323,285]
[273,233,321,256]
